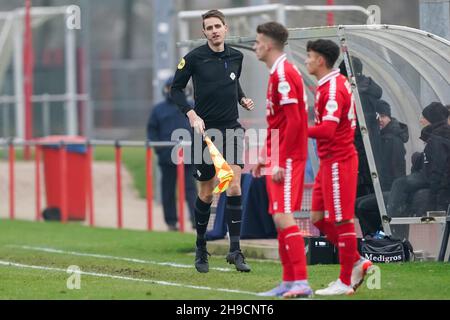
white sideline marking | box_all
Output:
[0,260,257,296]
[11,245,232,272]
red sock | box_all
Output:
[314,219,338,245]
[280,225,308,281]
[337,223,359,286]
[277,230,294,282]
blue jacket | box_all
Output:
[147,98,192,165]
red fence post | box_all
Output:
[86,142,94,227]
[8,140,15,220]
[60,141,68,223]
[177,147,185,233]
[146,142,153,231]
[115,141,123,229]
[35,145,41,221]
[327,0,335,26]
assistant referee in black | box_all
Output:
[171,9,254,273]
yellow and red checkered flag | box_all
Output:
[204,135,234,193]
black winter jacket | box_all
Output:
[147,98,192,165]
[422,121,450,208]
[379,118,409,190]
[355,76,383,195]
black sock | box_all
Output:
[195,197,212,247]
[226,195,242,252]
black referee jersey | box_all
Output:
[170,43,246,129]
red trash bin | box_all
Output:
[40,136,87,221]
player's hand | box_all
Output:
[240,97,255,111]
[251,161,266,178]
[272,166,285,184]
[187,110,205,135]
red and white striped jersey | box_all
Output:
[265,54,308,168]
[313,69,357,162]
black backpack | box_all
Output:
[360,237,414,263]
[42,207,61,221]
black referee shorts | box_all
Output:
[191,126,245,182]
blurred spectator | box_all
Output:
[355,100,409,236]
[147,77,197,231]
[376,101,409,190]
[387,102,450,220]
[339,57,383,198]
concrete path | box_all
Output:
[0,161,195,232]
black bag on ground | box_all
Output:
[42,207,61,221]
[360,237,414,263]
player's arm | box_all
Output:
[237,55,246,101]
[251,139,269,178]
[170,55,194,115]
[238,80,245,103]
[236,56,254,111]
[308,91,341,140]
[239,83,255,111]
[308,121,338,140]
[271,102,301,183]
[272,73,303,182]
[279,100,302,167]
[171,54,205,134]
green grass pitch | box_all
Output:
[0,220,449,300]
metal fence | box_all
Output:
[0,138,185,231]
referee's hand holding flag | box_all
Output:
[187,110,205,135]
[204,134,234,193]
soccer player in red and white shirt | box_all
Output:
[306,39,372,296]
[251,22,312,298]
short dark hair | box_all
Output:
[202,9,226,29]
[339,56,363,77]
[307,39,340,69]
[352,56,363,75]
[256,22,289,49]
